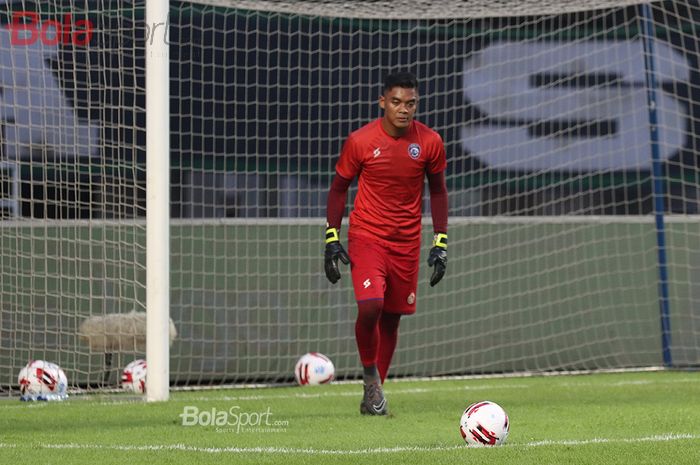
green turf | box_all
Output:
[1,371,699,465]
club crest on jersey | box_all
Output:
[408,143,421,160]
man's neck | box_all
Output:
[381,118,408,138]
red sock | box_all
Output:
[377,312,401,383]
[355,300,383,367]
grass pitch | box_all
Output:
[1,371,698,465]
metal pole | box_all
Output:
[146,0,171,400]
[640,2,672,367]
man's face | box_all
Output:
[379,86,418,134]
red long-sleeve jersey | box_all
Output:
[332,119,447,244]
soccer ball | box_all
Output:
[121,359,147,393]
[294,352,335,386]
[17,360,68,401]
[459,400,510,446]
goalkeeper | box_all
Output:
[324,71,448,415]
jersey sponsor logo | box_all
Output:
[407,292,415,304]
[373,147,381,158]
[363,278,371,289]
[407,143,421,160]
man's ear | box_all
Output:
[378,95,385,110]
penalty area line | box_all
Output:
[2,434,698,456]
[177,376,696,402]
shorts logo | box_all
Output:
[363,279,371,289]
[407,292,415,304]
[373,148,381,158]
[408,143,421,160]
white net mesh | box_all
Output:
[0,0,147,392]
[1,0,700,395]
[205,0,654,18]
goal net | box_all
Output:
[1,0,700,394]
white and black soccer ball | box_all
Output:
[459,400,510,446]
[121,359,147,394]
[294,352,335,386]
[18,360,68,401]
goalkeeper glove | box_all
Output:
[324,226,350,284]
[427,232,447,287]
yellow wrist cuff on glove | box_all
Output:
[326,227,340,244]
[433,232,447,249]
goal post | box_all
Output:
[2,0,700,396]
[639,2,673,367]
[146,0,171,402]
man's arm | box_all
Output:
[324,174,352,284]
[326,174,351,230]
[427,170,448,287]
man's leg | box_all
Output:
[380,240,419,385]
[349,235,389,415]
[377,312,401,384]
[355,299,388,415]
[355,299,382,368]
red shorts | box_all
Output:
[348,233,420,315]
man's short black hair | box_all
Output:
[383,71,418,93]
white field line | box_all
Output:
[0,434,698,456]
[1,376,693,407]
[55,368,700,398]
[0,383,531,407]
[178,376,698,402]
[0,402,48,410]
[165,366,671,394]
[184,383,531,402]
